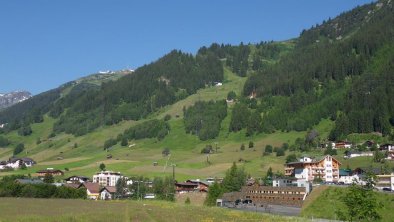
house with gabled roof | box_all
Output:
[81,182,101,200]
[100,186,117,200]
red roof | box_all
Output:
[101,186,117,193]
[175,182,197,187]
[64,183,83,189]
[82,182,100,193]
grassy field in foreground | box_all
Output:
[0,198,307,222]
[301,186,394,222]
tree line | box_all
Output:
[183,100,227,140]
[0,175,86,199]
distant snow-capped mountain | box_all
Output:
[0,91,31,110]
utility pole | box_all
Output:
[171,164,176,182]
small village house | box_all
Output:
[344,150,373,159]
[0,157,36,169]
[100,186,117,200]
[37,168,64,177]
[332,141,352,149]
[175,180,209,193]
[82,182,101,200]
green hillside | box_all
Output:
[301,186,394,222]
[0,0,393,183]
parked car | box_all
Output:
[242,199,252,204]
[382,187,392,192]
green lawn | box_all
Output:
[0,198,307,222]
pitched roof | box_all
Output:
[101,186,117,193]
[64,175,90,181]
[175,182,197,187]
[9,157,35,163]
[64,183,83,189]
[286,155,341,166]
[37,169,64,174]
[82,182,101,193]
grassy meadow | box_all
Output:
[0,198,307,222]
[301,186,394,222]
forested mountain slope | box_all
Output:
[237,0,394,140]
[0,0,392,143]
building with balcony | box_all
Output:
[285,155,341,183]
[375,173,394,190]
[92,171,123,187]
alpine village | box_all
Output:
[0,1,394,221]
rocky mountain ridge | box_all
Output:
[0,91,31,110]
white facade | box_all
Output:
[325,157,333,182]
[100,189,115,200]
[375,174,394,190]
[344,152,373,159]
[286,155,340,183]
[272,178,312,194]
[92,171,123,187]
[338,174,365,185]
[4,158,35,169]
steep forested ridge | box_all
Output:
[239,0,394,139]
[51,50,223,136]
[0,0,392,142]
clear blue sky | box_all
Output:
[0,0,373,95]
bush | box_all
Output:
[201,145,213,154]
[17,126,32,136]
[13,143,25,156]
[265,145,273,153]
[164,114,171,121]
[286,154,297,163]
[48,132,56,138]
[0,136,10,147]
[162,148,170,156]
[104,138,117,150]
[240,144,245,151]
[227,91,236,101]
[276,148,285,156]
[248,141,254,148]
[99,163,106,171]
[43,173,54,184]
[185,197,191,204]
[121,137,128,146]
[281,143,289,151]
